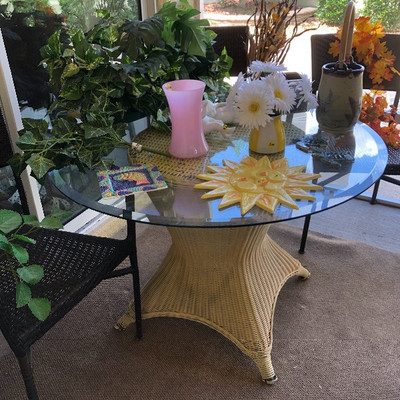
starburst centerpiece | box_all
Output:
[194,156,322,215]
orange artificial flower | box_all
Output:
[360,92,400,149]
[329,16,400,87]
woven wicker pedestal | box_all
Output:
[116,224,310,383]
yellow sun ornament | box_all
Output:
[194,156,323,215]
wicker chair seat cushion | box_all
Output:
[0,228,129,358]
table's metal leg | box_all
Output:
[370,179,380,204]
[127,220,142,340]
[299,214,311,254]
[115,225,310,382]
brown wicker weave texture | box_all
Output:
[0,226,140,399]
[117,225,310,383]
[122,123,310,383]
[129,122,304,185]
[0,228,132,359]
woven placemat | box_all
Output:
[128,122,305,185]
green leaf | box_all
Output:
[157,1,179,18]
[0,233,11,256]
[60,85,83,101]
[40,30,61,59]
[175,17,210,56]
[75,151,92,168]
[17,265,44,285]
[28,298,51,321]
[0,240,11,253]
[11,234,36,245]
[71,30,88,59]
[49,209,71,221]
[10,243,29,264]
[0,233,8,244]
[96,9,110,19]
[40,216,63,229]
[62,48,75,58]
[21,118,50,137]
[62,63,80,79]
[137,17,164,47]
[0,210,22,234]
[47,30,61,54]
[52,116,79,135]
[26,154,56,179]
[15,131,36,150]
[16,282,32,308]
[7,153,26,177]
[84,125,109,139]
[23,215,40,227]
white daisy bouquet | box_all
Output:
[234,61,318,130]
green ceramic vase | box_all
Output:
[316,61,364,136]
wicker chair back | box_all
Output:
[206,25,249,76]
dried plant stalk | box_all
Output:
[247,0,318,65]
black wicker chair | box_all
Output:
[0,221,142,400]
[297,33,400,254]
[206,25,249,76]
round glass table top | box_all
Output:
[49,111,388,228]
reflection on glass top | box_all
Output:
[49,111,388,228]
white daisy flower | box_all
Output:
[235,80,274,129]
[250,60,287,74]
[296,74,318,110]
[266,72,296,114]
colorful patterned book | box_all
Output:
[97,164,167,199]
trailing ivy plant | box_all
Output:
[9,1,232,182]
[0,209,65,321]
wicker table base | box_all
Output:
[115,225,310,383]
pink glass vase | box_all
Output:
[162,79,208,159]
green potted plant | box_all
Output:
[9,1,232,182]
